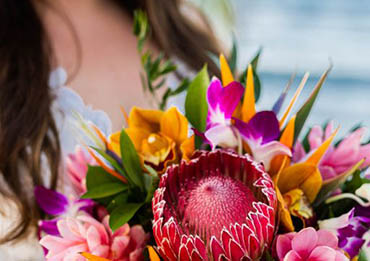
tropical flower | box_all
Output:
[40,214,148,261]
[35,186,94,236]
[319,205,370,258]
[204,75,291,171]
[109,106,193,173]
[66,145,96,196]
[276,227,349,261]
[293,122,370,180]
[152,150,277,260]
[204,77,244,149]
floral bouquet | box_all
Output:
[36,11,370,261]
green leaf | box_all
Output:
[86,166,118,190]
[107,193,129,213]
[82,183,128,199]
[143,173,159,203]
[91,147,127,178]
[229,37,238,74]
[250,47,262,70]
[343,169,370,193]
[109,203,143,231]
[185,65,209,132]
[294,65,332,142]
[120,129,144,189]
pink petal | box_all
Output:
[86,225,102,251]
[307,246,336,261]
[130,225,147,248]
[111,235,130,259]
[293,141,306,163]
[58,218,83,242]
[316,230,338,248]
[324,121,335,140]
[40,235,72,254]
[291,227,318,259]
[277,234,294,260]
[309,125,324,150]
[359,143,370,168]
[335,251,349,261]
[284,250,302,261]
[129,247,145,261]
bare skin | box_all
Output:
[35,0,153,131]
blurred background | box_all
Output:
[199,0,370,138]
[234,0,370,137]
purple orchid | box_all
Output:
[319,206,370,258]
[234,111,292,171]
[205,77,244,149]
[35,186,94,236]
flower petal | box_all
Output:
[291,227,318,259]
[160,107,188,146]
[316,230,338,248]
[283,250,302,261]
[277,234,294,260]
[204,125,238,150]
[128,107,163,132]
[34,186,69,216]
[307,246,336,261]
[220,53,234,86]
[252,141,292,171]
[241,65,256,122]
[248,111,280,144]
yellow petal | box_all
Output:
[220,53,234,86]
[270,116,296,175]
[241,65,256,122]
[279,73,309,128]
[284,188,313,220]
[129,107,163,132]
[120,106,129,127]
[180,135,195,161]
[108,131,121,155]
[300,167,322,203]
[278,163,317,194]
[147,246,161,261]
[276,187,295,232]
[125,128,151,152]
[160,107,188,146]
[305,127,339,166]
[81,253,111,261]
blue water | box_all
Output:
[232,0,370,139]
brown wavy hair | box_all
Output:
[0,0,221,243]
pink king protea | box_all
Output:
[152,150,277,260]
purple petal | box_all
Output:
[34,186,69,216]
[75,199,95,214]
[339,236,365,258]
[38,219,60,236]
[234,117,257,140]
[272,91,288,114]
[248,111,280,144]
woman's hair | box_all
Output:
[0,0,221,243]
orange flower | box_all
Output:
[109,107,193,173]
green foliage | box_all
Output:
[109,203,144,231]
[134,10,189,109]
[82,183,128,199]
[294,65,332,142]
[120,129,144,189]
[84,128,160,232]
[358,249,369,261]
[185,65,210,133]
[239,48,262,102]
[343,169,370,193]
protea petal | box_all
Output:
[152,150,277,260]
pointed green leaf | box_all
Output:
[315,159,364,205]
[107,193,129,213]
[109,203,143,231]
[294,65,332,142]
[86,166,118,189]
[185,65,209,132]
[82,183,128,199]
[120,129,144,189]
[91,147,127,178]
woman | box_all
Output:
[0,0,222,259]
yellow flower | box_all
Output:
[109,107,193,173]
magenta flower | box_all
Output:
[66,145,96,196]
[293,121,370,180]
[152,150,277,260]
[276,227,349,261]
[35,186,94,236]
[40,214,148,261]
[205,77,244,149]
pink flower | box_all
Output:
[293,121,370,180]
[152,150,277,260]
[276,227,349,261]
[66,145,95,195]
[40,214,148,261]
